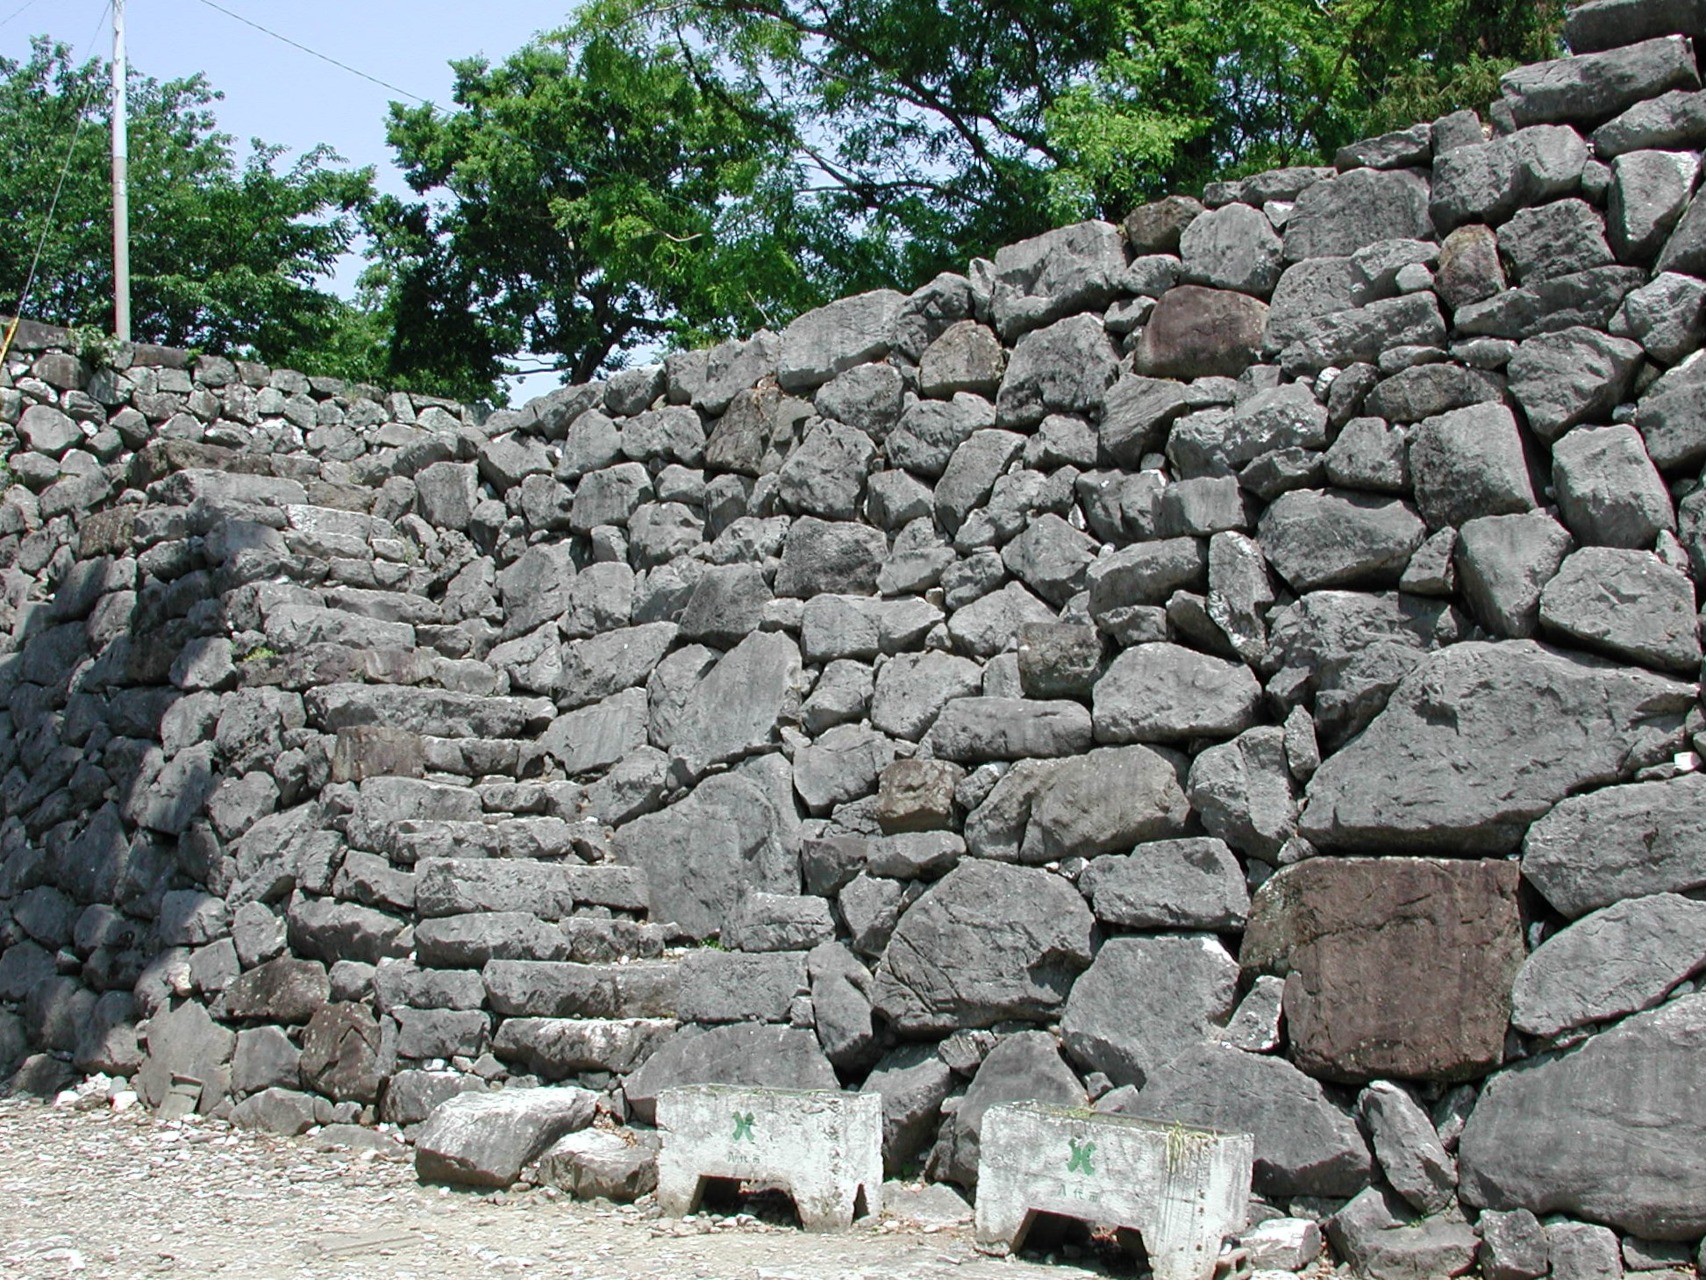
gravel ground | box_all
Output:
[0,1092,1115,1280]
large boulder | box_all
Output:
[1241,857,1525,1082]
[1133,285,1269,378]
[1301,641,1694,855]
[928,1031,1085,1189]
[622,1024,838,1125]
[1522,774,1706,918]
[873,860,1094,1033]
[1458,993,1706,1239]
[612,774,795,940]
[665,631,804,776]
[1510,894,1706,1039]
[1093,643,1262,744]
[1258,490,1426,590]
[1061,935,1238,1087]
[414,1088,597,1187]
[1114,1042,1373,1199]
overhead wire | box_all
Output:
[0,0,45,35]
[2,0,114,367]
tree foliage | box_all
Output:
[0,38,373,368]
[384,0,1563,394]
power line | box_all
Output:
[188,0,428,104]
[0,0,45,34]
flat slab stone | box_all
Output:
[414,1087,596,1188]
[656,1085,883,1230]
[1301,641,1694,855]
[1459,993,1706,1239]
[975,1103,1252,1280]
[1522,773,1706,918]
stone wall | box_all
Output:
[7,0,1706,1270]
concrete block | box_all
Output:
[655,1085,883,1230]
[974,1102,1252,1280]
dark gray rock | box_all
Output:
[493,1019,674,1078]
[1499,36,1700,128]
[792,724,896,813]
[1612,270,1706,365]
[869,651,983,741]
[1456,512,1575,638]
[1079,838,1249,931]
[677,564,772,648]
[887,393,994,479]
[1180,202,1284,296]
[221,957,330,1025]
[1566,0,1706,55]
[1360,1080,1458,1215]
[1511,893,1706,1038]
[990,221,1127,340]
[1337,123,1433,171]
[678,950,804,1022]
[815,361,905,438]
[945,581,1055,658]
[968,744,1191,864]
[1086,537,1207,618]
[1092,643,1262,744]
[1636,355,1706,471]
[1454,266,1646,339]
[1187,726,1298,860]
[1015,622,1102,699]
[482,960,678,1020]
[1523,773,1706,918]
[1279,293,1445,376]
[1327,1186,1479,1280]
[1222,382,1329,466]
[1133,285,1269,379]
[612,774,793,941]
[1000,514,1096,606]
[1408,402,1537,528]
[777,290,905,392]
[776,421,874,519]
[570,461,653,532]
[919,321,1006,398]
[666,630,803,776]
[1499,199,1613,284]
[1458,992,1706,1239]
[1593,88,1706,158]
[1301,640,1694,854]
[928,1030,1085,1189]
[1265,257,1358,349]
[1283,168,1434,261]
[1259,489,1425,590]
[994,314,1118,429]
[1547,1223,1622,1280]
[1539,547,1701,672]
[1099,374,1190,466]
[1478,1208,1551,1280]
[1061,935,1237,1088]
[1609,149,1698,262]
[415,1087,596,1188]
[1361,364,1500,426]
[807,940,879,1068]
[1114,1042,1372,1198]
[231,1025,301,1095]
[774,517,888,597]
[622,1023,837,1125]
[923,697,1093,763]
[1553,424,1675,550]
[231,1088,319,1137]
[1506,327,1643,443]
[873,860,1093,1033]
[536,1129,659,1202]
[861,1045,954,1175]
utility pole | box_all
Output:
[111,0,131,342]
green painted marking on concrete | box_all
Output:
[1067,1137,1095,1176]
[732,1111,756,1142]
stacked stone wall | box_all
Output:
[6,1,1706,1269]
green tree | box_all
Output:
[367,30,844,396]
[0,37,373,368]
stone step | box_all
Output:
[414,911,667,968]
[482,959,680,1018]
[306,682,555,738]
[415,858,649,918]
[492,1016,677,1078]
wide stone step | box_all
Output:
[482,959,679,1018]
[415,858,649,918]
[492,1016,677,1077]
[414,911,668,967]
[306,682,555,738]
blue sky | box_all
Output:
[2,0,580,397]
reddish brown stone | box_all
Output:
[1241,857,1523,1083]
[1133,285,1269,379]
